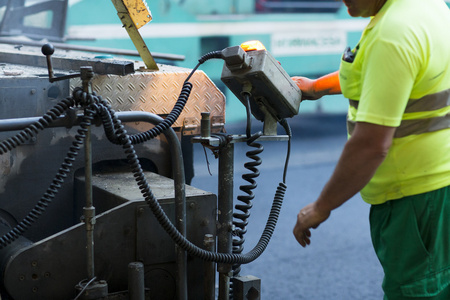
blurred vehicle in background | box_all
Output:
[64,0,368,120]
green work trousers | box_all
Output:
[370,185,450,299]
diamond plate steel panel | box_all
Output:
[71,64,225,135]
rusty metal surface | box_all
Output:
[71,64,226,135]
[111,0,158,70]
[123,0,153,29]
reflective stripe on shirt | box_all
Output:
[347,88,450,138]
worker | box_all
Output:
[291,0,450,299]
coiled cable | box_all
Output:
[0,48,292,268]
[103,50,223,146]
[229,95,293,299]
[0,97,75,154]
[128,81,193,145]
[232,93,263,279]
[0,89,289,265]
[0,92,96,249]
[99,101,287,264]
[279,119,292,183]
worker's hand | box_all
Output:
[291,76,323,101]
[293,202,330,247]
[292,71,341,101]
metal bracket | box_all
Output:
[182,116,225,136]
[232,276,261,300]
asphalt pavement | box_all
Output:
[190,113,385,300]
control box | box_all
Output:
[220,45,302,122]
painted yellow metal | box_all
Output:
[111,0,158,71]
[123,0,152,29]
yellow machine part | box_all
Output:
[111,0,158,70]
[123,0,152,29]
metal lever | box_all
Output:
[41,43,81,83]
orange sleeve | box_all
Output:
[314,71,341,95]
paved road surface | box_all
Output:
[190,114,385,300]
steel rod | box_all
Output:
[81,67,96,281]
[84,125,95,280]
[217,143,234,300]
[203,234,216,300]
[128,262,145,300]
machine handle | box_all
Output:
[41,43,81,83]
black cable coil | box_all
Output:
[0,50,289,268]
[0,97,75,154]
[0,94,96,249]
[232,131,263,278]
[95,98,288,265]
[129,81,193,145]
[0,90,287,266]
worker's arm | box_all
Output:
[293,122,396,247]
[292,71,341,101]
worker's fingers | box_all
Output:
[293,202,331,247]
[293,227,310,247]
[291,76,319,100]
[293,219,312,247]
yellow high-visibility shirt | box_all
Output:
[339,0,450,204]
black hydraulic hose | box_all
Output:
[102,102,287,264]
[91,48,290,265]
[128,81,193,144]
[279,119,292,183]
[0,47,290,267]
[230,109,292,300]
[0,91,287,264]
[197,50,223,65]
[98,102,121,145]
[0,97,75,154]
[232,133,262,261]
[103,50,223,146]
[0,97,96,249]
[0,91,287,266]
[232,93,263,279]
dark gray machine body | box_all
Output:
[2,172,216,300]
[0,44,223,299]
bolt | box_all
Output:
[204,234,214,247]
[31,261,38,267]
[19,275,25,281]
